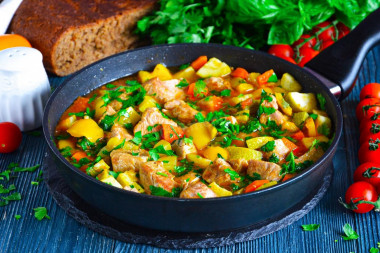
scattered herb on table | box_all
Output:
[341,223,359,240]
[33,207,51,221]
[14,214,21,220]
[301,224,320,231]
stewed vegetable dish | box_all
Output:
[55,56,332,198]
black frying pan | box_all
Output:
[43,9,380,232]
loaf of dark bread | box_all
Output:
[10,0,156,76]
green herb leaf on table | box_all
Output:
[13,164,40,172]
[301,224,320,231]
[341,223,359,240]
[370,247,380,253]
[0,184,16,194]
[14,214,21,220]
[33,207,51,221]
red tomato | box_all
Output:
[313,21,336,41]
[354,162,380,188]
[293,34,317,51]
[377,184,380,194]
[359,118,380,132]
[337,22,350,39]
[0,122,22,153]
[320,40,334,51]
[280,56,296,64]
[355,98,380,121]
[345,181,378,213]
[268,45,294,59]
[358,139,380,164]
[297,47,319,67]
[359,130,380,145]
[359,83,380,100]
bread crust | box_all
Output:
[10,0,157,76]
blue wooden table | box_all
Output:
[1,45,380,253]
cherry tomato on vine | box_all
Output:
[354,162,380,189]
[0,122,22,153]
[358,138,380,164]
[359,131,380,145]
[345,181,378,213]
[359,83,380,100]
[359,118,380,132]
[356,98,380,121]
[337,22,350,39]
[297,47,319,67]
[320,40,334,51]
[268,44,294,59]
[313,21,336,42]
[293,34,317,51]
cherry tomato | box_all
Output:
[280,56,296,64]
[345,181,378,213]
[313,21,336,41]
[359,131,380,145]
[354,162,380,189]
[337,22,350,39]
[359,118,380,132]
[358,138,380,164]
[0,122,22,153]
[268,44,294,59]
[356,98,380,121]
[359,83,380,100]
[377,184,380,194]
[320,40,334,51]
[293,34,317,51]
[297,47,319,67]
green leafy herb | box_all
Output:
[0,192,22,206]
[13,164,40,173]
[268,153,279,163]
[370,247,380,253]
[33,207,51,221]
[0,184,16,194]
[149,145,175,161]
[220,89,231,97]
[341,223,359,240]
[149,185,180,198]
[301,224,320,231]
[131,131,142,145]
[156,172,168,177]
[197,192,204,198]
[261,140,275,152]
[267,72,278,82]
[195,112,206,122]
[0,170,11,181]
[31,181,39,186]
[176,79,190,88]
[224,168,240,180]
[317,93,326,111]
[194,80,207,98]
[318,124,331,136]
[179,63,190,70]
[14,215,21,220]
[309,113,318,120]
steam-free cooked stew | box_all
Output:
[55,56,332,198]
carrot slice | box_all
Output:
[62,97,90,119]
[231,67,249,79]
[161,124,184,143]
[281,137,298,151]
[244,180,270,193]
[191,56,208,70]
[257,69,274,85]
[282,173,296,182]
[240,97,253,109]
[291,131,305,141]
[72,151,90,162]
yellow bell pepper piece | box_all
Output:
[235,110,250,124]
[117,172,144,193]
[209,182,232,197]
[138,64,173,82]
[252,88,272,100]
[56,115,76,131]
[158,156,177,172]
[117,107,141,126]
[173,66,198,83]
[303,117,317,137]
[229,94,253,106]
[196,57,231,78]
[93,97,106,120]
[138,96,158,113]
[301,136,329,149]
[230,77,246,88]
[154,140,172,151]
[203,146,229,161]
[247,72,260,86]
[227,146,262,160]
[87,159,110,177]
[282,121,299,133]
[275,92,292,116]
[186,154,212,169]
[57,139,75,150]
[185,122,217,150]
[67,118,104,142]
[246,136,274,150]
[236,82,254,94]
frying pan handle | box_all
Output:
[305,8,380,100]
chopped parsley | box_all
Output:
[341,223,359,240]
[301,224,320,231]
[0,192,22,206]
[220,89,231,97]
[195,112,205,122]
[268,153,279,163]
[268,72,278,82]
[197,192,204,198]
[13,164,40,173]
[317,93,326,111]
[261,141,275,152]
[14,215,21,220]
[131,131,142,145]
[176,79,189,88]
[149,145,175,161]
[224,168,240,180]
[0,184,16,194]
[33,207,51,221]
[156,172,168,177]
[149,186,181,198]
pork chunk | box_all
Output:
[171,138,197,160]
[163,100,199,123]
[204,77,231,91]
[134,107,177,135]
[262,139,290,161]
[110,149,149,172]
[139,161,178,194]
[180,181,217,199]
[106,123,133,140]
[228,158,249,174]
[202,158,240,191]
[143,77,186,104]
[247,160,282,181]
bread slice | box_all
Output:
[10,0,156,76]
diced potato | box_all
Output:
[230,77,246,88]
[138,64,173,82]
[67,118,104,142]
[293,112,309,128]
[286,92,317,112]
[275,93,292,116]
[315,115,332,136]
[88,159,110,177]
[312,109,328,117]
[303,117,317,137]
[282,121,299,132]
[301,136,329,149]
[227,146,262,160]
[281,73,302,92]
[196,57,231,78]
[186,154,212,169]
[203,147,229,161]
[138,96,157,113]
[117,107,141,126]
[106,137,123,150]
[56,115,77,131]
[256,181,278,191]
[158,156,177,172]
[247,72,260,86]
[93,97,106,120]
[252,87,273,100]
[117,171,144,193]
[173,66,198,83]
[97,169,110,181]
[122,141,139,151]
[235,110,250,124]
[185,122,217,150]
[57,139,75,150]
[101,176,123,188]
[246,136,274,150]
[236,82,254,94]
[154,140,172,151]
[272,86,287,93]
[209,182,233,197]
[230,94,253,106]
